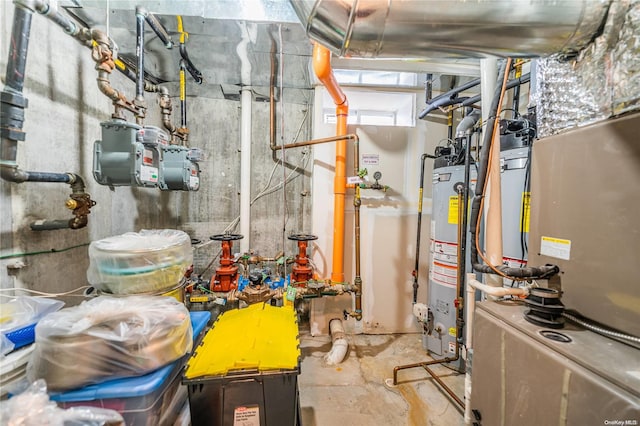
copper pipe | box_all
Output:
[392,186,466,408]
[272,132,363,320]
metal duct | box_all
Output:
[291,0,612,58]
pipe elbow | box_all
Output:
[312,44,346,107]
[0,166,27,183]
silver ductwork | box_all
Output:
[290,0,613,58]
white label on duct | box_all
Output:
[234,406,259,426]
[189,176,200,190]
[140,165,158,183]
[362,153,379,165]
[347,176,363,184]
[540,236,571,260]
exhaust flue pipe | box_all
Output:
[291,0,611,58]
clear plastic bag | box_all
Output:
[87,229,193,295]
[27,296,192,392]
[0,379,124,426]
[0,297,64,334]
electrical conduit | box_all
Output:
[312,44,348,283]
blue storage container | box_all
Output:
[50,311,210,426]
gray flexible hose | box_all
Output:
[562,312,640,344]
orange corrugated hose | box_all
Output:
[312,44,349,283]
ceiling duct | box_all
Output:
[290,0,612,58]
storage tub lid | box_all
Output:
[50,311,210,402]
[185,303,299,379]
[89,229,191,254]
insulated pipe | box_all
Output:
[418,96,470,120]
[240,88,252,252]
[324,318,348,365]
[313,43,348,283]
[469,61,559,280]
[467,276,529,297]
[292,0,611,58]
[419,78,480,119]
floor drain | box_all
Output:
[539,330,572,343]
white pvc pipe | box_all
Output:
[464,273,476,426]
[468,277,529,297]
[240,88,251,252]
[324,318,348,365]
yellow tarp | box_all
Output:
[185,303,300,378]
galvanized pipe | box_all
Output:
[292,0,611,58]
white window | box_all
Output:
[322,89,416,127]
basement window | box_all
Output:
[322,89,416,127]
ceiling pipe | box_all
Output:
[312,43,349,284]
[291,0,611,58]
[460,73,531,107]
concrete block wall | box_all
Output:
[0,4,312,299]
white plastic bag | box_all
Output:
[27,296,192,391]
[0,297,64,334]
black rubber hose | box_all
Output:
[179,44,203,84]
[469,63,558,280]
[426,77,481,106]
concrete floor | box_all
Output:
[298,331,465,426]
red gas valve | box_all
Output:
[288,233,318,284]
[209,233,243,292]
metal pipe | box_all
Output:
[392,175,468,409]
[134,7,146,125]
[1,3,95,230]
[292,0,611,58]
[138,7,173,49]
[427,78,481,108]
[469,61,558,280]
[240,88,252,253]
[460,73,531,107]
[412,153,436,304]
[176,16,203,85]
[352,136,362,320]
[179,60,187,127]
[418,96,470,120]
[313,43,349,284]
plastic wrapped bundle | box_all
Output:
[87,229,193,295]
[27,296,192,392]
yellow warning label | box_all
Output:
[448,327,457,337]
[520,192,531,233]
[448,196,459,224]
[190,296,209,303]
[541,236,571,245]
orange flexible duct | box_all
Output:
[312,43,348,283]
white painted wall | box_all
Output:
[310,86,452,334]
